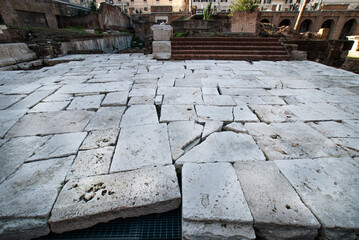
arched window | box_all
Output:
[299,19,313,32]
[320,19,335,39]
[339,19,357,40]
[279,19,291,27]
[260,19,270,24]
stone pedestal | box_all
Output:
[151,24,173,60]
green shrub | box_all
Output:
[229,0,258,16]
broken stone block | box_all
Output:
[120,105,158,128]
[152,41,171,60]
[223,122,247,133]
[233,105,259,122]
[101,91,128,106]
[49,165,181,233]
[182,163,255,240]
[202,121,223,139]
[176,132,265,167]
[275,158,359,240]
[234,161,320,240]
[160,105,197,122]
[168,121,203,160]
[80,128,119,150]
[67,95,104,111]
[67,147,114,180]
[151,24,173,41]
[0,135,50,183]
[0,156,74,240]
[196,106,233,122]
[111,123,172,172]
[6,110,94,137]
[27,132,87,161]
[85,106,125,131]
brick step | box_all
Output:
[171,37,280,42]
[171,54,292,61]
[172,49,289,55]
[172,45,286,51]
[171,41,283,47]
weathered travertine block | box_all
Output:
[160,105,197,122]
[6,110,94,137]
[168,121,203,160]
[80,128,119,150]
[196,105,233,121]
[202,121,223,139]
[151,24,173,41]
[182,163,255,240]
[176,132,265,167]
[224,122,247,133]
[0,156,73,240]
[234,161,320,240]
[111,123,172,172]
[101,91,128,106]
[275,158,359,240]
[49,165,181,233]
[67,95,104,111]
[152,41,171,60]
[85,106,125,131]
[234,105,259,122]
[120,105,158,127]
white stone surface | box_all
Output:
[49,165,181,233]
[276,158,359,239]
[182,163,255,240]
[67,95,104,111]
[28,132,87,161]
[224,122,247,133]
[0,109,27,138]
[234,161,320,240]
[176,132,265,167]
[80,128,119,150]
[85,107,125,131]
[234,105,259,122]
[196,106,233,121]
[67,147,114,179]
[152,41,171,60]
[120,105,158,127]
[101,91,128,106]
[160,105,197,122]
[0,156,73,240]
[168,121,203,160]
[202,121,223,139]
[111,123,172,172]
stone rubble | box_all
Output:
[0,54,358,239]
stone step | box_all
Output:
[172,45,285,50]
[171,37,280,42]
[171,41,283,47]
[171,54,292,61]
[172,49,289,56]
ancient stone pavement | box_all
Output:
[0,54,358,240]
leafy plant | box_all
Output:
[203,0,213,21]
[229,0,258,16]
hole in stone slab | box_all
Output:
[285,204,291,209]
[155,105,161,120]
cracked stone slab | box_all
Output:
[176,131,265,167]
[6,110,94,137]
[168,121,203,160]
[27,132,87,161]
[0,94,24,109]
[223,122,247,133]
[196,106,233,122]
[233,105,259,122]
[111,123,172,172]
[160,105,197,122]
[80,128,119,150]
[120,105,158,128]
[0,135,50,183]
[9,90,55,110]
[67,95,104,111]
[67,147,114,180]
[85,107,125,131]
[245,122,349,160]
[202,121,223,139]
[101,91,128,106]
[182,163,255,240]
[250,105,297,123]
[308,121,359,138]
[234,161,320,240]
[49,165,181,233]
[0,156,73,240]
[275,158,359,240]
[331,138,359,157]
[0,109,27,138]
[58,82,132,95]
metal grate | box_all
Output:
[38,208,181,240]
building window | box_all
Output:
[264,0,271,3]
[144,7,148,11]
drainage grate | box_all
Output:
[38,208,181,240]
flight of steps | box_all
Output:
[171,37,292,61]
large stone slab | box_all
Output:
[0,94,24,110]
[234,105,259,122]
[6,110,94,137]
[275,158,359,239]
[160,105,197,122]
[85,107,125,131]
[28,132,87,161]
[0,136,50,183]
[67,95,104,111]
[234,161,320,240]
[151,24,173,41]
[29,101,70,113]
[0,109,27,138]
[80,128,119,150]
[111,123,172,172]
[168,121,203,160]
[120,105,158,128]
[182,163,255,240]
[249,105,297,123]
[101,91,128,106]
[202,121,223,139]
[9,90,55,110]
[49,165,181,233]
[196,106,233,122]
[308,121,359,138]
[0,156,73,240]
[245,122,348,160]
[58,82,131,95]
[176,131,266,167]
